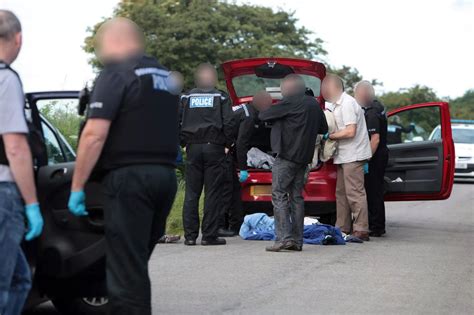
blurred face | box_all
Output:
[280,79,298,97]
[167,71,184,95]
[0,32,22,64]
[321,77,340,103]
[252,92,273,111]
[355,86,373,107]
[196,68,217,90]
[95,19,144,64]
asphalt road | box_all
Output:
[30,183,474,314]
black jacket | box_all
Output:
[259,94,328,164]
[233,103,271,170]
[179,88,234,147]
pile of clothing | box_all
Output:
[239,213,345,245]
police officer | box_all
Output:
[180,63,235,246]
[0,10,44,315]
[218,91,273,236]
[67,18,180,315]
[355,80,389,237]
[387,115,415,144]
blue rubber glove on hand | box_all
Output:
[68,190,88,216]
[323,133,329,140]
[25,203,44,241]
[239,170,249,183]
[363,163,369,174]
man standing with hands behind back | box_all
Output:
[0,10,44,315]
[67,18,180,315]
[322,74,372,241]
[180,64,235,246]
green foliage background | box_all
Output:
[82,0,376,90]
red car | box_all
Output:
[222,57,455,224]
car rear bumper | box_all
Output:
[241,162,337,214]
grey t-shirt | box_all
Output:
[0,68,28,182]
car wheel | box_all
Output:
[52,296,108,315]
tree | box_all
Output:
[40,101,82,149]
[84,0,327,88]
[327,65,382,95]
[449,89,474,120]
[379,85,440,112]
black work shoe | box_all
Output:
[265,241,296,252]
[217,228,236,237]
[369,230,386,237]
[184,239,197,246]
[201,238,227,246]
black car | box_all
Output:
[22,91,107,314]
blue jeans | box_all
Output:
[0,182,32,315]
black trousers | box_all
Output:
[103,164,177,315]
[365,149,389,233]
[219,153,243,232]
[183,143,225,241]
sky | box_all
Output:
[0,0,472,98]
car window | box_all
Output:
[37,99,81,150]
[452,128,474,144]
[232,74,321,98]
[41,121,65,165]
[387,106,441,145]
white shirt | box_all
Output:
[331,92,372,164]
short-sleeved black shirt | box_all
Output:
[88,64,137,121]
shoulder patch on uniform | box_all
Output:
[232,103,248,113]
[90,102,103,109]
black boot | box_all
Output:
[201,238,227,246]
[217,228,236,237]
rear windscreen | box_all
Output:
[452,128,474,144]
[232,74,321,98]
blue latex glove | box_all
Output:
[363,163,369,174]
[68,190,88,216]
[323,133,329,140]
[239,170,249,183]
[25,203,44,241]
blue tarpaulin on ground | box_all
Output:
[239,213,345,245]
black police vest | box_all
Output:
[180,89,228,145]
[94,59,179,171]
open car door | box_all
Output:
[25,91,105,303]
[385,102,455,201]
